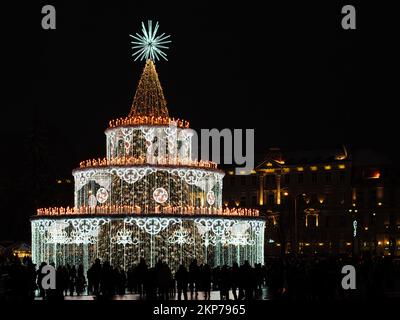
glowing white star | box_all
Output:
[130,20,171,61]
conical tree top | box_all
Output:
[129,59,169,118]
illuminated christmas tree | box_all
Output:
[129,59,169,118]
[31,21,265,273]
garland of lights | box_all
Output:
[73,167,222,190]
[32,217,264,248]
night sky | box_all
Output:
[1,1,399,240]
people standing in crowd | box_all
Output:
[136,258,148,298]
[76,264,86,296]
[230,262,240,300]
[1,252,399,301]
[175,264,189,300]
[218,265,230,300]
[188,258,199,298]
[201,264,212,300]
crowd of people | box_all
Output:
[83,258,264,300]
[1,252,399,301]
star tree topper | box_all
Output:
[130,20,171,61]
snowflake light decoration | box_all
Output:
[168,229,194,245]
[96,187,109,204]
[130,20,171,61]
[153,187,168,204]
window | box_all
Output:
[390,214,396,226]
[326,216,331,228]
[369,190,377,206]
[370,214,376,226]
[251,195,257,207]
[357,191,365,207]
[311,172,317,184]
[268,193,275,205]
[339,216,346,227]
[325,172,332,183]
[264,175,270,187]
[298,173,304,184]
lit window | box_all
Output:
[324,165,332,170]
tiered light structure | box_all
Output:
[31,23,264,273]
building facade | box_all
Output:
[223,147,400,257]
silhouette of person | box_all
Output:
[175,264,189,300]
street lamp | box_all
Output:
[283,190,307,256]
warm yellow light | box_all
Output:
[310,166,318,171]
[370,171,381,179]
[346,242,352,246]
[283,191,289,196]
[338,164,346,169]
[297,167,304,172]
[318,243,324,246]
[324,165,332,170]
[378,202,382,206]
[378,241,382,246]
[364,227,368,231]
[57,180,62,184]
[276,243,281,247]
[265,168,275,173]
[305,243,310,246]
[251,170,256,174]
[266,162,273,167]
[283,168,290,173]
[385,241,390,245]
[228,171,234,175]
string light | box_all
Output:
[36,206,260,217]
[78,156,218,169]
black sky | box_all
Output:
[3,1,400,156]
[1,1,399,240]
